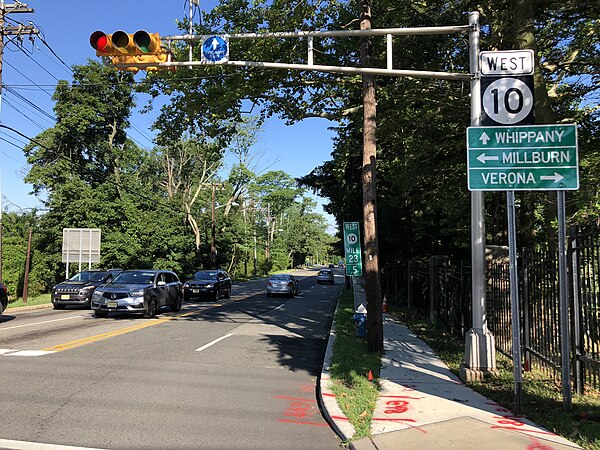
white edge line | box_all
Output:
[0,315,84,331]
[0,438,106,450]
[195,332,234,352]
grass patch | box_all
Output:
[329,289,380,441]
[392,306,600,450]
[7,294,52,309]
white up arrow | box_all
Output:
[211,38,220,50]
[479,132,491,145]
[540,172,565,183]
[476,153,499,164]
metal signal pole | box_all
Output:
[359,0,383,353]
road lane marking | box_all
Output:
[0,438,105,449]
[0,315,84,331]
[42,309,199,353]
[195,332,234,352]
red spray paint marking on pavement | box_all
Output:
[276,386,327,427]
[527,438,556,449]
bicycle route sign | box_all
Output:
[343,222,363,276]
[467,124,579,191]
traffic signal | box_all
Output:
[90,30,170,71]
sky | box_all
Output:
[0,0,338,230]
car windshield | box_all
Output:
[270,275,292,281]
[112,271,155,285]
[319,271,332,276]
[69,271,106,282]
[194,271,218,280]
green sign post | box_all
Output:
[343,222,362,276]
[467,124,578,191]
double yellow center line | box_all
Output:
[42,309,201,353]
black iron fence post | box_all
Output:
[570,225,584,394]
[522,250,532,372]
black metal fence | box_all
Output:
[386,222,600,393]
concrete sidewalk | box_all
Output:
[319,310,581,449]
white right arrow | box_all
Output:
[479,132,491,145]
[540,172,565,183]
[476,153,499,164]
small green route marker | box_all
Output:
[343,222,362,276]
[467,124,578,191]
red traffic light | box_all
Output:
[90,31,111,54]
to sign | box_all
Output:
[343,222,362,276]
[467,124,579,191]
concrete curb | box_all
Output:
[318,297,356,442]
[6,303,53,312]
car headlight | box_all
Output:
[205,284,213,288]
[79,286,96,295]
[129,290,144,297]
[94,290,104,296]
[183,283,190,288]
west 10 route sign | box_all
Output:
[467,124,578,191]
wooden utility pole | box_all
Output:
[359,0,383,353]
[0,3,38,282]
[22,227,32,303]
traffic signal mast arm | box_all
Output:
[90,25,474,79]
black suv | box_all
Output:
[183,269,231,301]
[52,269,122,309]
[91,269,183,318]
[0,281,8,317]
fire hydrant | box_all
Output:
[352,304,367,338]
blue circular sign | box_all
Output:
[202,36,228,63]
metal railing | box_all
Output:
[388,221,600,393]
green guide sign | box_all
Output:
[343,222,362,276]
[467,124,578,191]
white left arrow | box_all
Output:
[540,172,565,183]
[476,153,499,164]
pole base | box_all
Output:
[459,328,498,383]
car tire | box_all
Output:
[225,287,231,299]
[53,304,65,310]
[183,293,190,302]
[171,294,182,312]
[144,297,157,319]
[94,310,108,318]
[267,292,272,297]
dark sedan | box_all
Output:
[183,269,231,301]
[51,269,122,309]
[91,270,182,318]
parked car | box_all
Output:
[329,263,335,268]
[0,281,8,317]
[267,274,298,298]
[52,268,122,309]
[91,269,182,318]
[317,269,335,285]
[183,269,231,301]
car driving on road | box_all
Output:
[91,269,182,318]
[316,269,335,285]
[51,268,122,309]
[183,269,231,301]
[266,273,298,298]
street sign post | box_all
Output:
[467,124,578,191]
[343,222,362,276]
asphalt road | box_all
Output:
[0,268,343,449]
